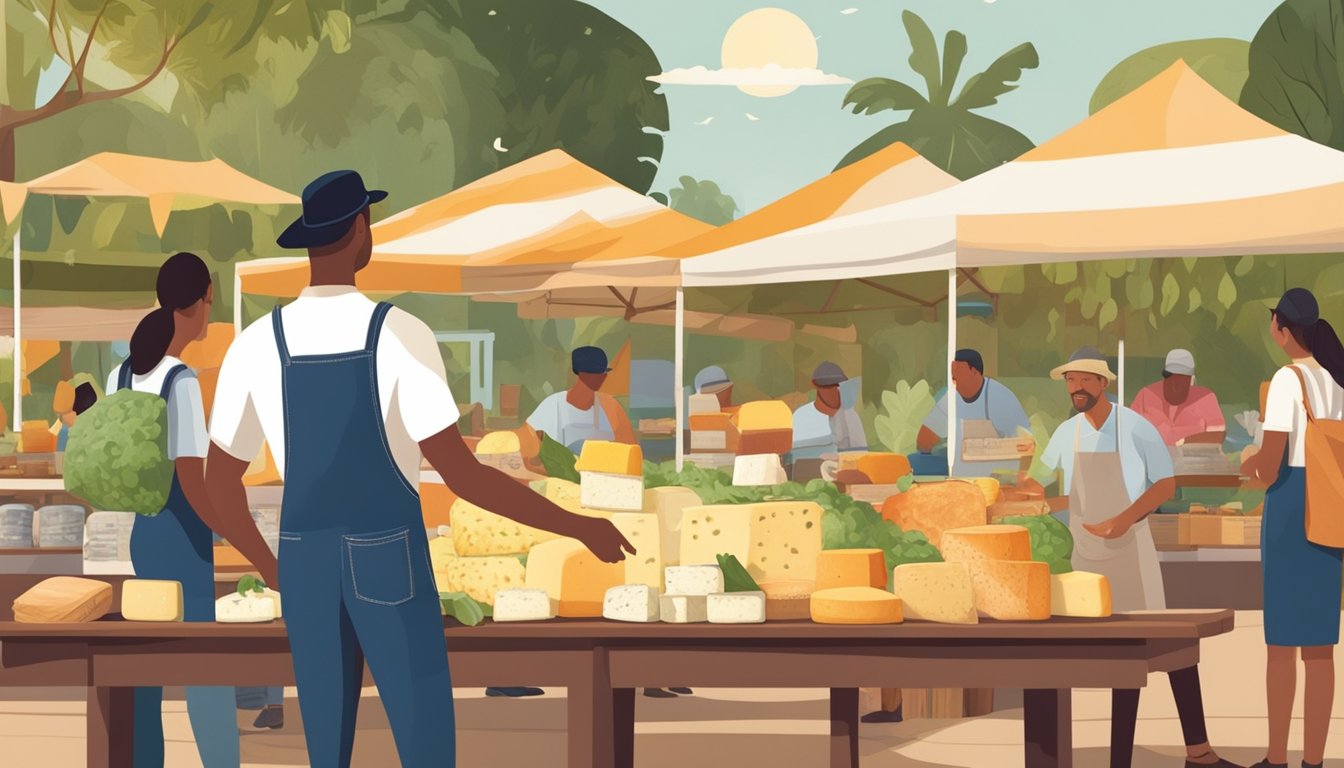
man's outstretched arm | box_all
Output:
[203,444,279,588]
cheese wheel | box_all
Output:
[881,482,987,548]
[941,525,1032,563]
[1051,571,1112,618]
[966,560,1050,621]
[891,563,978,624]
[816,549,887,589]
[810,587,904,625]
[526,539,624,617]
[476,431,522,455]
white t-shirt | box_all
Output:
[1263,360,1344,467]
[209,286,461,485]
[526,391,613,451]
[105,356,209,461]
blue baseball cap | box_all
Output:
[572,346,611,375]
[694,365,731,393]
[1273,288,1319,326]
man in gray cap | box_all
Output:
[1130,348,1226,446]
[792,361,868,461]
[694,365,734,410]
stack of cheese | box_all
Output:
[688,393,730,452]
[601,564,766,624]
[730,401,793,456]
[576,441,644,512]
[809,549,903,624]
[680,500,824,584]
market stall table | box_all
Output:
[0,610,1234,768]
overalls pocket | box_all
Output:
[345,528,415,606]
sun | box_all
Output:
[721,8,819,98]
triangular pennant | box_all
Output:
[0,182,28,226]
[148,192,175,237]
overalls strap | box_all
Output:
[117,361,133,392]
[271,306,292,366]
[365,302,395,353]
[158,364,190,400]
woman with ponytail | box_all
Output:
[1242,288,1344,768]
[108,253,240,768]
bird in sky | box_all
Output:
[493,137,508,152]
[694,117,714,126]
[745,113,760,122]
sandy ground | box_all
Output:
[4,611,1344,767]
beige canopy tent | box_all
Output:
[3,152,298,429]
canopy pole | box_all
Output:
[233,268,243,334]
[12,231,19,433]
[1118,338,1125,410]
[946,268,956,474]
[674,287,685,472]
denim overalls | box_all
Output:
[272,302,455,768]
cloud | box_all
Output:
[649,64,853,87]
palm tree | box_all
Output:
[836,11,1040,180]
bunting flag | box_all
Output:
[0,181,27,226]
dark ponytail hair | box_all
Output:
[1275,312,1344,391]
[129,253,212,375]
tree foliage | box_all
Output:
[836,10,1038,180]
[1091,38,1250,115]
[666,176,738,226]
[1239,0,1344,150]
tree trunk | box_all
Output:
[0,124,14,183]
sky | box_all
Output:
[583,0,1284,212]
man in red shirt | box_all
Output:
[1130,349,1226,446]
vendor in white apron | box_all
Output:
[526,346,636,454]
[918,348,1032,478]
[1030,347,1239,768]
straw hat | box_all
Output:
[1050,346,1117,381]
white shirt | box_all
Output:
[1263,360,1344,467]
[526,392,613,451]
[791,402,868,459]
[105,356,209,461]
[209,286,461,484]
[1037,406,1174,504]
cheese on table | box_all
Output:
[644,487,703,565]
[941,525,1032,563]
[891,563,978,624]
[529,478,583,512]
[734,401,793,432]
[664,565,724,596]
[215,593,277,623]
[880,482,988,548]
[809,587,904,625]
[603,584,660,622]
[450,498,557,556]
[856,453,913,485]
[660,594,708,623]
[429,533,457,591]
[1051,571,1113,618]
[962,478,1001,506]
[122,579,184,622]
[580,471,644,512]
[965,561,1050,621]
[444,556,526,606]
[493,589,555,622]
[732,454,787,486]
[476,431,522,455]
[611,512,662,589]
[816,549,887,589]
[12,576,114,623]
[707,591,766,624]
[681,501,824,582]
[525,539,625,617]
[575,441,643,476]
[690,432,728,451]
[680,506,752,566]
[690,413,732,431]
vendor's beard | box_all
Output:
[1071,392,1099,413]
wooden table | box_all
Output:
[0,610,1233,768]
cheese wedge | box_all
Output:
[476,431,522,455]
[680,505,753,566]
[664,565,724,596]
[941,525,1032,563]
[1051,571,1112,618]
[525,539,624,617]
[643,487,702,565]
[816,549,887,589]
[122,579,184,622]
[603,584,660,622]
[575,441,643,476]
[681,501,824,583]
[580,471,644,512]
[732,454,787,486]
[493,589,555,622]
[444,556,527,606]
[891,563,978,624]
[966,560,1050,621]
[612,512,663,590]
[810,587,903,625]
[450,498,558,556]
[735,401,793,432]
[529,478,583,512]
[707,591,766,624]
[660,594,708,623]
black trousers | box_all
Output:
[1110,665,1209,768]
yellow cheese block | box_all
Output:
[856,453,912,485]
[962,477,1001,506]
[529,478,583,512]
[525,538,625,617]
[574,440,643,476]
[443,555,526,606]
[891,563,978,624]
[810,587,904,625]
[734,400,793,432]
[941,525,1032,563]
[681,501,824,582]
[816,549,887,589]
[643,486,703,565]
[476,431,521,455]
[880,482,987,548]
[966,560,1050,621]
[450,498,558,556]
[611,512,663,590]
[429,535,457,591]
[122,579,184,622]
[1051,571,1113,618]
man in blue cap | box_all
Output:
[526,345,636,453]
[204,170,633,768]
[694,365,734,410]
[918,349,1032,477]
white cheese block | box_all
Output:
[660,594,708,623]
[580,471,644,512]
[1050,571,1113,618]
[664,565,724,596]
[688,394,721,415]
[707,591,766,624]
[603,584,660,622]
[690,431,728,451]
[215,593,278,623]
[732,454,787,486]
[493,589,555,622]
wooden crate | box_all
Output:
[1149,515,1188,550]
[1184,515,1224,546]
[859,687,994,719]
[1221,516,1261,546]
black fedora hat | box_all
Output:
[277,170,388,249]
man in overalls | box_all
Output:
[203,171,632,768]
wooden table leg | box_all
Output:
[1023,689,1072,768]
[613,687,635,768]
[830,687,860,768]
[88,686,134,768]
[569,648,616,768]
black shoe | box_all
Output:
[860,706,903,724]
[643,688,678,698]
[486,687,544,697]
[1246,760,1286,768]
[252,705,284,730]
[1302,762,1323,768]
[1186,757,1245,768]
[669,687,694,695]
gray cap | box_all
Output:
[812,361,848,386]
[694,365,731,393]
[1164,349,1195,377]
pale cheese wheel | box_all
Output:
[891,562,978,624]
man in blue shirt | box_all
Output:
[918,349,1031,477]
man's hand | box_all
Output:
[577,517,636,563]
[1084,514,1134,540]
[916,426,939,454]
